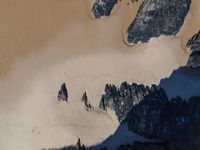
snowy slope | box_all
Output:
[0,0,199,149]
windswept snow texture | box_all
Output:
[127,0,191,44]
[187,30,200,68]
[159,67,200,100]
[92,0,118,18]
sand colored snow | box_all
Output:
[0,0,199,149]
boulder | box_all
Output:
[58,83,68,102]
[92,0,118,18]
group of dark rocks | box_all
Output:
[51,0,200,149]
[55,29,200,150]
[99,82,200,150]
[53,37,200,150]
[92,0,139,19]
[55,81,200,150]
[57,83,93,111]
[92,0,191,44]
[96,30,200,149]
[96,29,200,150]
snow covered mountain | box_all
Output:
[0,0,199,150]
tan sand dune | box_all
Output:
[0,0,199,149]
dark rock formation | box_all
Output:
[186,30,200,68]
[99,82,155,122]
[45,90,200,150]
[125,95,200,150]
[76,138,86,150]
[58,83,68,102]
[82,91,92,111]
[125,87,170,139]
[118,141,166,150]
[127,0,191,44]
[99,80,200,149]
[82,91,88,104]
[92,0,118,18]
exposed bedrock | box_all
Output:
[187,30,200,68]
[91,0,191,44]
[125,95,200,150]
[58,83,68,102]
[47,83,200,150]
[127,0,191,44]
[92,0,118,18]
[99,82,153,122]
[99,81,200,150]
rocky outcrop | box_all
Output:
[99,82,152,121]
[47,87,200,150]
[92,0,118,18]
[76,138,86,150]
[125,87,170,139]
[127,0,191,44]
[125,95,200,150]
[58,83,68,102]
[104,80,200,150]
[82,92,93,111]
[187,30,200,68]
[99,80,200,149]
[117,141,166,150]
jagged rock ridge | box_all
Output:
[125,94,200,150]
[187,30,200,68]
[99,81,200,150]
[99,82,154,121]
[92,0,118,18]
[125,87,170,139]
[127,0,191,44]
[46,81,200,150]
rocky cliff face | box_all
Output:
[127,0,191,44]
[99,81,200,150]
[125,95,200,150]
[49,83,200,150]
[91,0,191,44]
[187,31,200,68]
[92,0,118,18]
[125,87,170,139]
[99,82,153,121]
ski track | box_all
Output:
[0,108,114,129]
